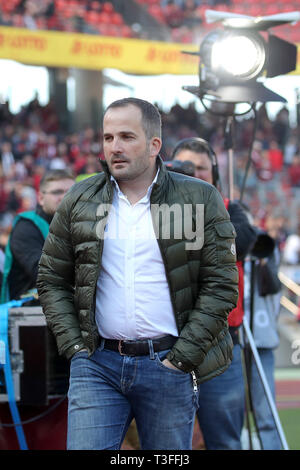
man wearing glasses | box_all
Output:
[1,168,75,302]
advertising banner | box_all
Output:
[0,26,200,75]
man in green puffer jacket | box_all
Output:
[37,98,238,451]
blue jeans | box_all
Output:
[250,348,282,450]
[196,344,245,450]
[67,342,198,450]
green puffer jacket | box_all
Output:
[37,159,238,383]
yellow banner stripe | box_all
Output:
[0,26,299,76]
[0,26,199,75]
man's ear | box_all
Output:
[150,136,162,158]
[37,190,44,207]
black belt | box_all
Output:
[103,335,177,356]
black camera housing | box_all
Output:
[163,160,195,177]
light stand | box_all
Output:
[243,315,289,450]
[225,117,289,450]
[223,110,259,449]
[224,115,235,201]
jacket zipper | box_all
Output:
[155,235,181,335]
[89,189,114,350]
[191,370,198,393]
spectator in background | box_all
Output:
[272,107,290,151]
[282,225,300,265]
[0,101,12,125]
[1,141,15,176]
[267,140,283,174]
[0,168,75,303]
[23,0,39,30]
[288,154,300,188]
[284,134,298,166]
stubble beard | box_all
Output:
[109,146,152,183]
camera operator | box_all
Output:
[172,137,257,450]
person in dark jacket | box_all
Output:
[1,169,75,302]
[37,98,238,451]
[173,137,257,450]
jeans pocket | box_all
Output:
[155,350,187,375]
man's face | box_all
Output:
[103,104,161,183]
[38,178,75,215]
[175,149,213,184]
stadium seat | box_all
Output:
[102,2,114,14]
[90,1,102,11]
[111,12,123,26]
[148,5,166,23]
[120,25,133,38]
[98,12,112,25]
[245,4,264,16]
[0,0,298,43]
[85,11,101,25]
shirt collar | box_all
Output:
[111,167,160,203]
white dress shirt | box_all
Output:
[95,171,178,340]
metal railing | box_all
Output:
[278,271,300,318]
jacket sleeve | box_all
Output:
[37,195,85,359]
[10,218,45,284]
[167,187,239,372]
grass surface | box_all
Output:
[279,408,300,450]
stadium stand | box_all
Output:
[0,0,299,238]
[0,0,299,42]
[0,95,299,251]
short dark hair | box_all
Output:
[172,137,220,186]
[104,97,162,140]
[172,139,211,160]
[39,169,75,191]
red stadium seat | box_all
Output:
[102,2,114,14]
[111,12,123,26]
[90,1,102,11]
[214,4,230,11]
[85,11,101,25]
[98,12,112,24]
[47,15,60,29]
[120,25,133,38]
[263,5,280,15]
[11,13,24,27]
[148,5,166,23]
[245,4,264,17]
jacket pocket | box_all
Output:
[214,221,237,264]
[194,328,233,384]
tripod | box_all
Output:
[224,115,289,451]
[242,315,289,450]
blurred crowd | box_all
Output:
[0,95,299,262]
[0,0,134,38]
[1,0,299,44]
[0,0,228,43]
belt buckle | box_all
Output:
[118,340,126,356]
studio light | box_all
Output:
[183,11,300,104]
[209,31,266,81]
